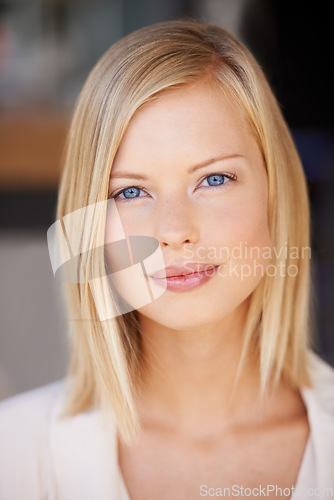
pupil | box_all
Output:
[124,187,140,198]
[208,174,224,186]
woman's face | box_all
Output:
[106,80,271,330]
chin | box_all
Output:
[136,290,251,333]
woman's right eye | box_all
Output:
[112,186,145,200]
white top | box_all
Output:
[0,351,333,500]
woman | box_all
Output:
[0,19,333,500]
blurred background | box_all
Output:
[0,0,333,400]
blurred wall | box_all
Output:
[0,0,333,400]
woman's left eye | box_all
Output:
[199,173,236,188]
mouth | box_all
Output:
[148,263,220,292]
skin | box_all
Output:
[107,80,309,499]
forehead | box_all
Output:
[135,81,246,130]
[114,81,252,163]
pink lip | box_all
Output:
[149,263,220,292]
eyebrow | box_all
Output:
[110,153,245,181]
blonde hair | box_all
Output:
[56,19,313,444]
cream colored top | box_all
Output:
[0,351,333,500]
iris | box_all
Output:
[205,174,225,186]
[122,187,141,199]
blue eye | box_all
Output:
[200,173,236,188]
[114,186,143,199]
[204,174,225,186]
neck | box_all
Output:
[136,298,265,438]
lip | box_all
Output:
[149,263,220,292]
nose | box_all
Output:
[154,197,200,249]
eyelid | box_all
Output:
[108,185,147,200]
[197,171,238,187]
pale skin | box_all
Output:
[108,80,309,499]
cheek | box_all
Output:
[201,191,269,246]
[109,207,151,239]
[200,187,271,284]
[234,198,270,249]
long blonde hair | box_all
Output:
[56,19,313,444]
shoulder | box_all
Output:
[0,380,122,499]
[0,379,69,499]
[303,350,334,416]
[0,378,66,420]
[0,379,68,441]
[300,351,334,488]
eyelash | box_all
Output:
[109,172,238,201]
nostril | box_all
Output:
[160,239,191,247]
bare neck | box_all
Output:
[137,301,262,436]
